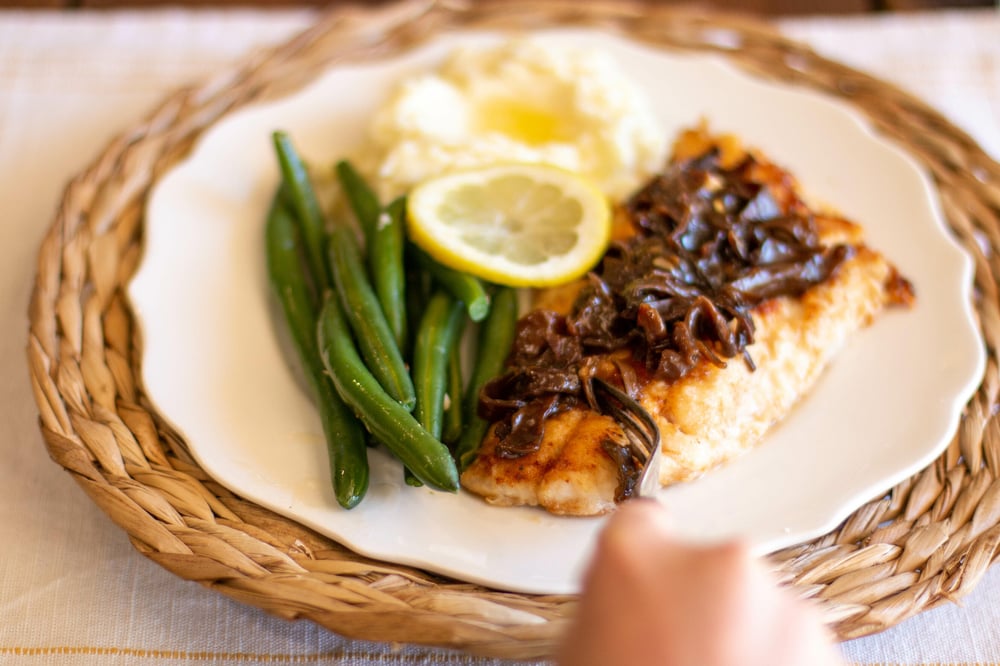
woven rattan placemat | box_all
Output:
[26,0,1000,659]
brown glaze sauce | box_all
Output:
[480,137,865,481]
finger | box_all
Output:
[580,499,675,595]
[604,499,674,540]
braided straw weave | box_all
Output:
[26,0,1000,658]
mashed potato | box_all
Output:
[366,39,667,200]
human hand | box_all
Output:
[556,500,845,666]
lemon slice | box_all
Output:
[406,164,611,287]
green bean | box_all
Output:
[412,291,466,440]
[401,258,433,488]
[335,159,380,244]
[328,225,415,411]
[317,293,460,492]
[410,245,491,322]
[369,196,408,350]
[400,258,431,479]
[454,286,519,471]
[442,340,465,445]
[265,195,368,509]
[272,131,329,291]
[405,259,432,359]
[333,161,409,350]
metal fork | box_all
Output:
[588,376,662,499]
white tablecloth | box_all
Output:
[1,7,999,665]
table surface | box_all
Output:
[2,6,999,665]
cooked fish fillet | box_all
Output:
[461,125,913,516]
[461,216,906,516]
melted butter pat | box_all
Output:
[474,98,570,146]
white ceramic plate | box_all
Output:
[131,29,985,595]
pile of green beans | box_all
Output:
[265,131,518,507]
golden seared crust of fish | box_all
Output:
[462,409,623,515]
[461,221,903,516]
